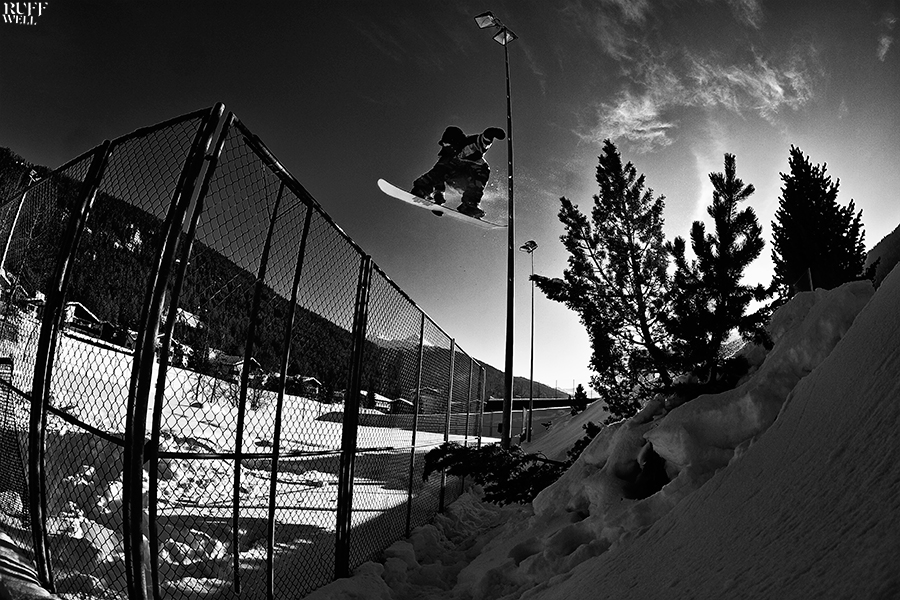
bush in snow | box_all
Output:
[423,442,564,505]
[423,421,604,505]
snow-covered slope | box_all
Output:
[304,234,900,600]
[866,221,900,288]
[523,262,900,599]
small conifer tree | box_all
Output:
[770,147,869,301]
[569,384,589,415]
[666,153,766,383]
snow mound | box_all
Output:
[522,401,609,462]
[305,256,900,600]
[521,259,900,599]
[866,221,900,288]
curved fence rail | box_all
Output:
[0,104,485,600]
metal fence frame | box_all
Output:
[0,103,486,600]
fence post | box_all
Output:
[464,358,473,447]
[478,366,486,449]
[231,179,287,593]
[438,339,455,513]
[266,206,313,600]
[405,312,425,538]
[123,104,225,600]
[335,254,373,579]
[457,358,475,495]
[28,141,111,591]
[146,109,232,600]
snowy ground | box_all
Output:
[304,238,900,599]
[0,333,487,599]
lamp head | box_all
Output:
[474,11,497,28]
[519,240,538,253]
[493,28,517,45]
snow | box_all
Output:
[303,234,900,599]
[520,402,609,462]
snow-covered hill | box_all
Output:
[305,232,900,600]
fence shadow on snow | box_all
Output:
[0,103,486,600]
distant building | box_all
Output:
[389,398,415,414]
[20,294,45,319]
[398,386,447,414]
[284,375,321,398]
[64,301,102,336]
[175,307,204,329]
[358,389,393,412]
[209,352,261,380]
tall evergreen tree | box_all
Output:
[533,140,671,421]
[666,153,766,382]
[770,146,868,300]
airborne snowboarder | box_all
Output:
[410,125,506,219]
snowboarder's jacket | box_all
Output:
[437,127,497,166]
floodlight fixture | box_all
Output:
[474,11,497,28]
[475,10,517,45]
[493,28,517,45]
[519,240,538,253]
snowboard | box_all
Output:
[377,179,506,229]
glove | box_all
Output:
[484,127,506,141]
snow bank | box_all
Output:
[521,401,610,462]
[303,266,900,599]
[866,221,900,288]
[522,258,900,599]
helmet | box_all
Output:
[439,126,466,147]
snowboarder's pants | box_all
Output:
[414,158,490,206]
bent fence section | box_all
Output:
[0,104,485,600]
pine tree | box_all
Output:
[666,153,766,383]
[569,383,589,415]
[770,147,868,301]
[533,140,671,422]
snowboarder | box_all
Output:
[410,126,506,219]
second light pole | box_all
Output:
[474,10,518,449]
[519,240,537,443]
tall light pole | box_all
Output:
[474,10,518,449]
[519,240,537,442]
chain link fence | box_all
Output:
[0,104,486,600]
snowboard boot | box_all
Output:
[430,190,446,216]
[457,203,485,219]
[410,185,430,200]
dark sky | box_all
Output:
[2,0,898,390]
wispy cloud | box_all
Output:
[687,48,817,122]
[565,0,826,152]
[520,42,549,95]
[582,43,819,152]
[560,0,645,60]
[878,35,894,61]
[588,91,676,152]
[601,0,652,24]
[354,22,405,63]
[877,13,896,61]
[838,98,849,119]
[726,0,764,29]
